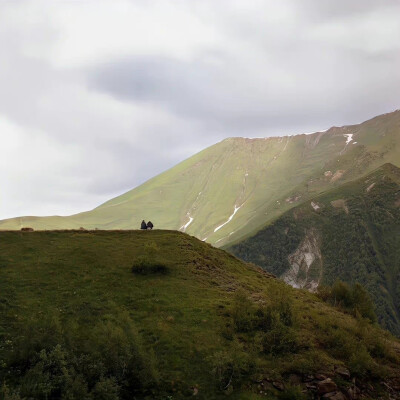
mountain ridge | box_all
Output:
[1,110,399,246]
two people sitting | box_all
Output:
[141,220,154,230]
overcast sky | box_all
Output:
[1,0,399,219]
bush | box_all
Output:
[351,283,376,322]
[318,280,376,322]
[278,385,307,400]
[231,291,255,332]
[260,321,298,356]
[209,340,254,391]
[90,378,119,400]
[131,256,168,275]
[348,346,374,378]
[2,310,158,400]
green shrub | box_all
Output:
[131,256,168,275]
[231,291,255,332]
[0,383,23,400]
[348,346,374,378]
[3,310,158,400]
[260,321,298,356]
[90,378,119,400]
[209,340,254,391]
[318,281,376,322]
[351,283,376,322]
[330,281,353,308]
[278,385,307,400]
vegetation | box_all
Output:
[229,163,400,336]
[318,281,377,322]
[1,110,399,248]
[0,230,399,399]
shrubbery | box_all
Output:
[131,242,168,275]
[131,256,168,275]
[318,280,376,322]
[1,310,158,400]
[230,288,298,356]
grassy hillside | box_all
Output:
[0,230,400,399]
[228,163,400,336]
[1,110,399,246]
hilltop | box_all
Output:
[0,230,400,399]
[228,163,400,336]
[0,110,399,246]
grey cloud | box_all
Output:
[0,0,400,219]
[89,45,400,137]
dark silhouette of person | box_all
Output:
[140,220,147,230]
[147,221,154,230]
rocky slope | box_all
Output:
[1,110,400,246]
[228,163,400,336]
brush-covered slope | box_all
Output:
[1,230,400,399]
[228,163,400,336]
[1,110,400,246]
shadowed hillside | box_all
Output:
[1,110,399,246]
[228,163,400,336]
[0,230,400,399]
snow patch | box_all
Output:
[311,202,320,211]
[344,133,353,145]
[214,205,242,232]
[180,215,193,232]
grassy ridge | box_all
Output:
[228,163,400,335]
[1,110,399,246]
[0,230,400,399]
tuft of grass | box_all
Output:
[131,256,168,275]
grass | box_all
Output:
[0,230,399,399]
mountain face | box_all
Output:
[1,110,400,246]
[1,230,400,399]
[228,163,400,336]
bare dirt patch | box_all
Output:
[366,182,376,192]
[330,170,345,183]
[330,199,349,214]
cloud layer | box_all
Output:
[1,0,399,219]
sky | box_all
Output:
[1,0,400,220]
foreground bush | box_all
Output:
[318,280,377,322]
[2,310,158,400]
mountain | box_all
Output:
[228,163,400,336]
[1,230,400,399]
[1,110,400,246]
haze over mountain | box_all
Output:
[1,110,399,246]
[229,163,400,335]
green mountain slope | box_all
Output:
[1,110,400,246]
[0,230,400,399]
[228,163,400,336]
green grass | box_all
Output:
[1,110,400,247]
[0,230,399,399]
